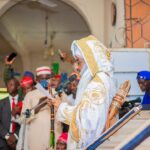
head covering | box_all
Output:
[71,35,115,105]
[58,132,68,143]
[55,74,61,79]
[20,76,33,88]
[52,62,59,75]
[72,45,83,59]
[36,66,51,76]
[137,71,150,80]
[71,35,113,77]
[23,71,34,81]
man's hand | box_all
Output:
[47,99,52,107]
[60,52,68,59]
[58,50,67,60]
[6,134,17,149]
[113,95,123,105]
[12,105,22,116]
[5,56,16,65]
[51,97,61,112]
[35,97,47,114]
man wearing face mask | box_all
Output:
[21,66,52,150]
[52,35,116,149]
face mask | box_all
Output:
[40,79,49,89]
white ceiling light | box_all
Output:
[31,0,57,8]
[43,12,56,59]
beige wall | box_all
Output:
[63,0,125,47]
[30,51,73,74]
[0,0,126,79]
[104,0,125,47]
[63,0,105,42]
[0,0,125,45]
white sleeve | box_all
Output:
[20,93,36,124]
[56,102,75,125]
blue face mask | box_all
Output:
[40,79,49,89]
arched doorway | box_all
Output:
[0,0,91,85]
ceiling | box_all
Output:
[0,0,90,53]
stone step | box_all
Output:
[98,110,150,149]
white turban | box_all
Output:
[71,41,83,59]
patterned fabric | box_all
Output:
[105,80,131,130]
[36,66,51,76]
[56,35,116,149]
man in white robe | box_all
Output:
[16,76,34,150]
[52,35,116,149]
[19,66,53,150]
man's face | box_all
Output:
[49,77,61,89]
[69,80,78,94]
[7,79,19,95]
[36,74,51,82]
[66,80,79,98]
[22,84,34,95]
[56,141,66,150]
[36,74,51,89]
[73,56,85,73]
[137,79,150,92]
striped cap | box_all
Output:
[36,66,51,76]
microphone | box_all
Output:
[22,109,31,118]
[21,74,77,119]
[55,74,77,93]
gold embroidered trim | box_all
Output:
[70,107,80,141]
[76,36,99,76]
[70,35,110,141]
[70,101,87,142]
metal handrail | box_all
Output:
[86,105,143,150]
[114,120,150,150]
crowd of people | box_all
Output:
[0,35,149,150]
